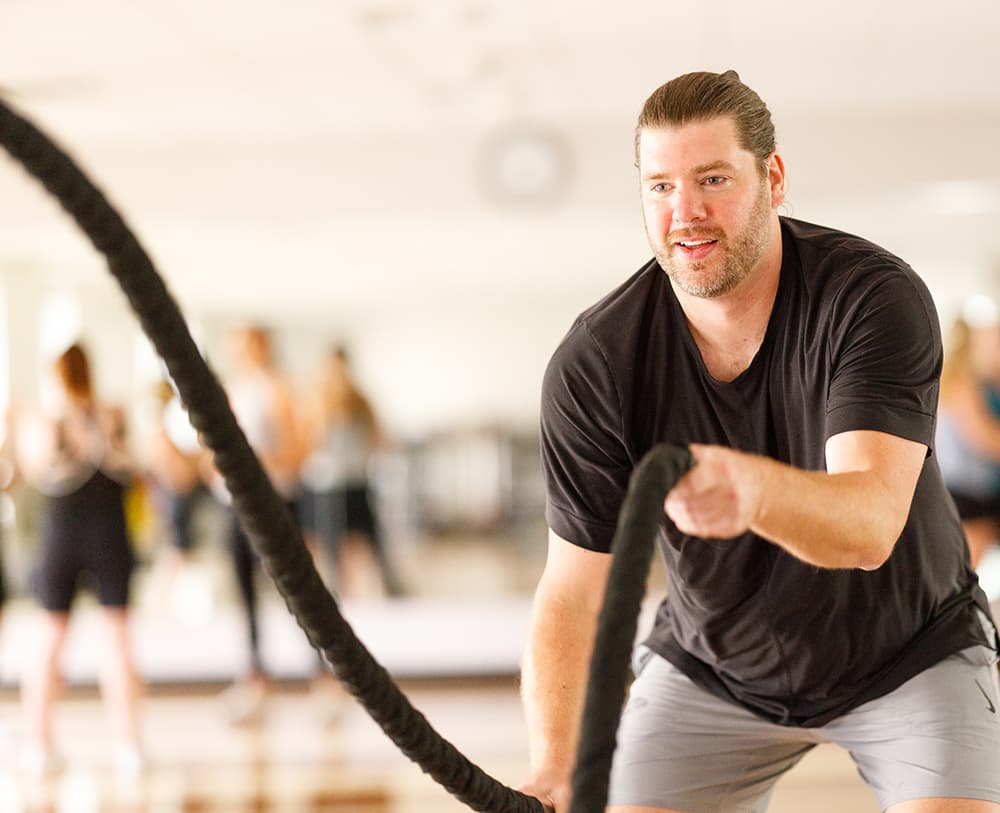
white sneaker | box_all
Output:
[19,743,61,777]
[112,741,145,778]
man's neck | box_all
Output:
[674,224,783,382]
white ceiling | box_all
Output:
[2,0,1000,325]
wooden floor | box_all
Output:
[0,678,881,813]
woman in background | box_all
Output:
[936,298,1000,569]
[214,325,303,723]
[14,343,143,775]
[146,378,207,608]
[300,346,404,599]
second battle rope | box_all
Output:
[569,443,694,813]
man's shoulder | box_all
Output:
[781,216,932,313]
[545,258,666,384]
[782,216,911,273]
[572,257,665,337]
[782,217,939,347]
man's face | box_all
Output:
[638,116,782,299]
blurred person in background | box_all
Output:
[14,342,143,776]
[213,325,303,724]
[0,406,16,663]
[937,295,1000,569]
[299,345,405,599]
[145,378,208,609]
[0,408,16,750]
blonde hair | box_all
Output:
[940,317,973,402]
[321,349,374,426]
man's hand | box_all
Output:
[664,444,766,538]
[518,775,565,812]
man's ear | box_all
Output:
[768,152,786,208]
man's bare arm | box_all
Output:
[665,430,926,570]
[519,531,612,811]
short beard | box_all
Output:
[651,182,772,299]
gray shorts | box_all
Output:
[609,642,1000,812]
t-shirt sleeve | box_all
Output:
[539,320,632,552]
[825,263,941,449]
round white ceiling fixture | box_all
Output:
[478,123,573,210]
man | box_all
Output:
[520,70,1000,813]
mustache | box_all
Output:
[668,228,726,244]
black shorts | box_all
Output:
[299,484,378,551]
[34,470,134,612]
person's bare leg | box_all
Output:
[302,529,333,590]
[337,533,382,599]
[21,610,69,758]
[156,545,188,608]
[97,607,143,768]
[336,534,360,598]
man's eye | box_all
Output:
[651,183,670,193]
[704,176,727,186]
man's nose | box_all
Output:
[672,186,707,225]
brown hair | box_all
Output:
[55,343,93,409]
[634,70,776,174]
[241,325,273,367]
[321,345,377,432]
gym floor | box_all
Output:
[0,677,880,813]
[2,534,995,811]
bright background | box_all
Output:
[2,0,999,434]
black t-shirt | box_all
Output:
[541,217,996,727]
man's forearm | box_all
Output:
[520,594,599,799]
[751,456,907,570]
[667,435,925,571]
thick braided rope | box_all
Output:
[569,443,694,813]
[0,96,545,813]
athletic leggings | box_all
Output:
[226,499,299,675]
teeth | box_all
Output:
[679,240,713,247]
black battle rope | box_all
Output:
[0,96,695,812]
[0,97,539,813]
[568,443,694,813]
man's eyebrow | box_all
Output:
[640,160,738,181]
[692,160,736,175]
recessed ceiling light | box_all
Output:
[478,123,572,210]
